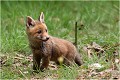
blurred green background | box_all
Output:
[1,1,119,54]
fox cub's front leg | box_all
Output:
[33,50,42,71]
[40,56,50,71]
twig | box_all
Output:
[75,22,78,47]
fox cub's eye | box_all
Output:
[46,29,48,32]
[37,30,42,34]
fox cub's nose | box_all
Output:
[46,36,50,40]
[42,36,50,41]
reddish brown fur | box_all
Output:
[26,12,83,71]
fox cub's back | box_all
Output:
[47,37,77,61]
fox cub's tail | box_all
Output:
[75,53,83,66]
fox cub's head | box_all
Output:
[26,12,50,42]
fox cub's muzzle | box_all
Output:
[37,36,50,41]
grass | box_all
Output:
[1,1,119,79]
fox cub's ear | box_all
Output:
[26,16,35,28]
[38,12,44,23]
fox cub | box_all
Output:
[26,12,83,71]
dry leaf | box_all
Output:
[48,61,58,70]
[89,63,104,70]
[0,55,7,66]
[82,42,104,58]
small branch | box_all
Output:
[75,22,78,47]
